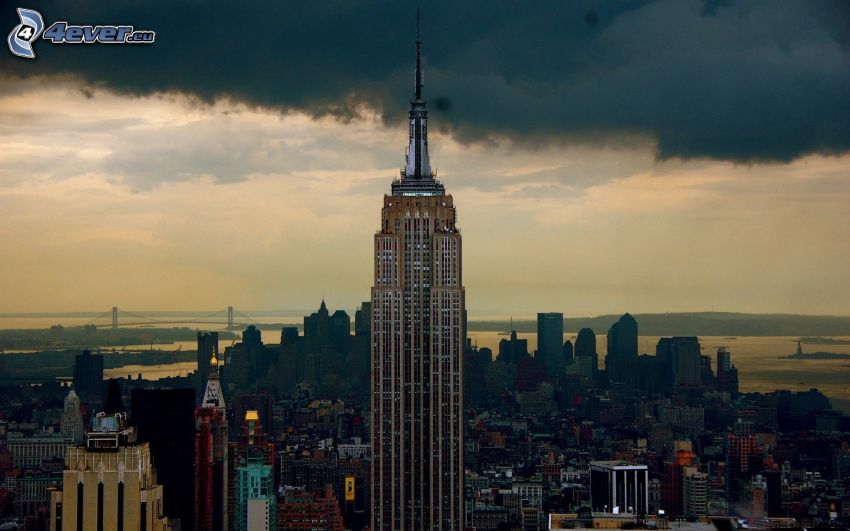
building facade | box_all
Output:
[589,461,649,516]
[73,349,103,401]
[195,355,229,531]
[235,450,275,531]
[606,314,638,385]
[132,387,196,529]
[49,412,168,531]
[231,410,276,531]
[656,336,702,387]
[278,487,344,531]
[370,23,465,530]
[61,390,85,443]
[536,312,564,381]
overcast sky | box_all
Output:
[0,0,848,316]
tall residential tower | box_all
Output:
[370,16,465,530]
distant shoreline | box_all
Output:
[783,351,850,360]
[801,336,850,345]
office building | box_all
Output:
[656,337,702,387]
[589,461,649,515]
[748,475,767,518]
[230,410,276,531]
[195,355,229,531]
[683,469,708,517]
[562,339,574,364]
[717,348,732,373]
[277,487,344,531]
[716,348,739,396]
[497,330,529,364]
[60,390,84,443]
[605,314,637,384]
[73,349,103,401]
[574,328,598,377]
[132,388,196,530]
[234,416,275,531]
[49,411,168,531]
[370,21,465,530]
[536,312,564,381]
[6,433,68,469]
[726,420,762,511]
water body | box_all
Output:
[0,315,303,330]
[104,361,198,380]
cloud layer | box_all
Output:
[1,0,848,163]
[1,82,849,315]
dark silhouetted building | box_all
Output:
[777,388,831,431]
[656,337,702,387]
[73,349,103,401]
[197,331,219,399]
[575,328,599,378]
[102,378,126,415]
[606,314,637,384]
[537,312,564,381]
[725,420,762,512]
[352,302,372,403]
[716,347,740,396]
[498,330,529,364]
[132,388,196,529]
[562,339,574,364]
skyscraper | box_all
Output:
[233,411,275,531]
[371,16,465,530]
[60,390,84,443]
[656,336,702,387]
[589,461,649,515]
[536,312,564,381]
[716,347,739,396]
[49,411,168,531]
[605,313,638,384]
[132,388,196,529]
[574,327,598,376]
[195,355,228,531]
[73,349,103,402]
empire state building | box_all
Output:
[370,23,465,531]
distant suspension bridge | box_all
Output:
[85,306,259,331]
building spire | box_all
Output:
[402,4,432,181]
[415,5,423,101]
[201,353,225,409]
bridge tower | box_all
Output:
[227,306,234,330]
[111,306,118,329]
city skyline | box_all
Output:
[1,1,848,317]
[2,3,849,531]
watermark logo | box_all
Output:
[8,7,155,59]
[7,8,43,59]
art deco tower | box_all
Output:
[370,17,465,531]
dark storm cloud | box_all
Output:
[1,0,848,163]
